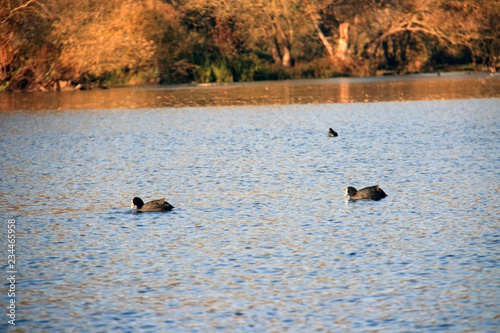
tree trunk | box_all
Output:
[276,22,292,68]
[281,45,291,68]
[311,14,335,61]
[336,23,350,62]
[268,33,282,65]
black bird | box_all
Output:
[131,197,174,211]
[344,185,387,201]
[328,128,338,137]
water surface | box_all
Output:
[1,74,499,332]
[1,72,499,111]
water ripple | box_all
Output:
[1,98,499,331]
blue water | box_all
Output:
[1,98,499,332]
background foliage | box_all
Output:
[1,0,498,91]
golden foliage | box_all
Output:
[52,1,157,78]
[0,0,498,91]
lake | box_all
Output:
[1,72,499,332]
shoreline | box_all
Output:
[1,71,499,112]
[2,67,496,94]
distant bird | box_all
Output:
[328,128,338,137]
[131,197,174,212]
[344,185,387,201]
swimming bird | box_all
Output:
[344,185,387,201]
[131,197,174,212]
[328,128,338,137]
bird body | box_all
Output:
[328,128,338,137]
[344,185,387,201]
[131,197,174,211]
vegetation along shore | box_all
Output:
[1,0,498,92]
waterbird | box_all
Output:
[131,197,174,212]
[328,128,338,137]
[344,185,387,201]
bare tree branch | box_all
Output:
[1,0,38,24]
[310,13,335,60]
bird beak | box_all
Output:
[344,189,348,197]
[131,203,136,209]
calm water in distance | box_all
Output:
[1,73,499,332]
[1,72,499,111]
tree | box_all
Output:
[1,0,496,91]
[246,0,305,68]
[0,0,58,91]
[305,0,371,69]
[439,0,500,69]
[52,1,156,85]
